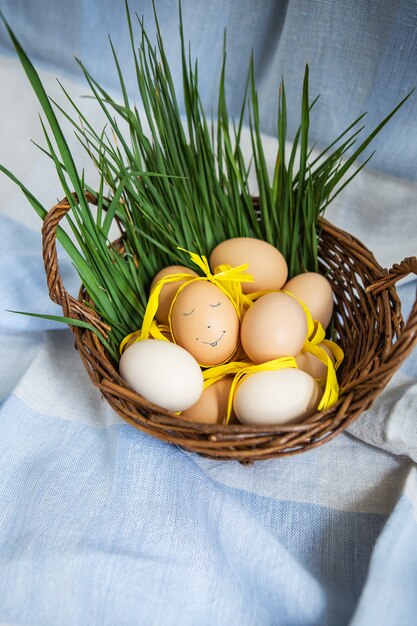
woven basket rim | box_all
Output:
[41,192,417,460]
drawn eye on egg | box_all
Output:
[183,302,220,316]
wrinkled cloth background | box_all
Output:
[0,1,416,625]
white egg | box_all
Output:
[234,368,322,426]
[119,339,204,412]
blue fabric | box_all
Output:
[1,2,417,622]
[0,0,416,180]
[0,215,417,625]
[0,397,387,626]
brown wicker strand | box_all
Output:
[366,257,417,294]
[41,193,110,336]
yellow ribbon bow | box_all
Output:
[121,248,254,353]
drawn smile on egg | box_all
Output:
[197,330,226,348]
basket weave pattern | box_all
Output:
[42,194,417,461]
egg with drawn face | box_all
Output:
[171,281,240,366]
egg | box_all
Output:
[240,292,308,364]
[284,272,334,329]
[234,368,322,426]
[296,343,335,379]
[181,377,235,424]
[119,339,203,412]
[150,265,198,325]
[209,237,288,294]
[171,281,240,366]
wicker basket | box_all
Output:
[42,193,417,462]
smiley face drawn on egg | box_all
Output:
[185,302,225,347]
[171,281,240,366]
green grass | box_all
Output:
[0,1,413,361]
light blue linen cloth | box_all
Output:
[0,214,416,625]
[1,1,417,624]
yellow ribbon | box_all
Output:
[321,339,344,369]
[135,248,254,346]
[120,322,172,354]
[139,272,196,342]
[301,342,339,410]
[281,290,343,411]
[202,356,298,423]
[176,247,254,317]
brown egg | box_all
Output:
[171,281,240,366]
[295,343,335,379]
[181,377,236,424]
[284,272,334,329]
[209,237,288,294]
[240,292,308,364]
[151,265,198,325]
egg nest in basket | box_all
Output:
[43,194,417,462]
[4,6,417,460]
